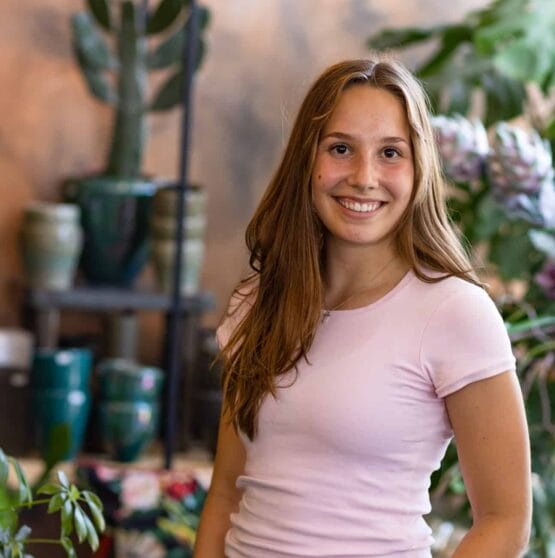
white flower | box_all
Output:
[121,471,160,511]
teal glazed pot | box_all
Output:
[63,176,158,286]
[31,348,92,391]
[97,401,159,462]
[20,202,83,290]
[97,359,163,402]
[31,389,91,461]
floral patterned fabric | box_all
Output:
[77,460,209,558]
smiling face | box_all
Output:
[311,84,415,256]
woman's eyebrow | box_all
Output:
[320,132,409,144]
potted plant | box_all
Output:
[0,447,105,557]
[65,0,210,286]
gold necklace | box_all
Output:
[321,258,399,323]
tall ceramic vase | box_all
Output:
[149,184,206,295]
[20,202,83,290]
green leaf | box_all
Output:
[148,21,185,69]
[481,71,525,125]
[82,511,99,551]
[366,26,439,50]
[73,506,87,543]
[61,536,77,558]
[150,69,182,111]
[9,460,31,506]
[147,0,187,35]
[71,13,116,71]
[494,39,552,84]
[544,118,555,140]
[418,25,473,77]
[0,450,8,488]
[506,315,555,335]
[489,226,537,279]
[82,492,105,532]
[529,230,555,259]
[36,483,60,496]
[74,45,117,105]
[13,526,30,543]
[57,471,69,490]
[61,499,73,537]
[47,493,64,514]
[87,0,111,30]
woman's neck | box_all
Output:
[322,241,410,310]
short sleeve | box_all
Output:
[420,284,516,398]
[215,282,257,350]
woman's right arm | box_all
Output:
[193,409,246,557]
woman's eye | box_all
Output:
[330,143,349,155]
[383,147,400,159]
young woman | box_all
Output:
[193,57,531,557]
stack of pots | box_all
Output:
[0,329,34,455]
[149,184,206,295]
[31,348,92,461]
[97,359,163,462]
[20,202,83,290]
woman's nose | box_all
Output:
[348,155,378,190]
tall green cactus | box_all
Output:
[71,0,209,178]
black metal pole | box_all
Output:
[164,1,200,470]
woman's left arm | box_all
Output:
[445,370,532,557]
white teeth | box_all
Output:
[338,199,382,213]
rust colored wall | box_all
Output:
[0,0,486,361]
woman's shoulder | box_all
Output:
[216,274,259,349]
[412,267,488,300]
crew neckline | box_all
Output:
[321,268,415,320]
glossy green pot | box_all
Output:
[64,176,157,286]
[97,359,163,402]
[31,348,92,391]
[31,389,91,461]
[97,401,159,462]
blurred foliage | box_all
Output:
[369,1,555,556]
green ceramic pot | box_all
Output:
[150,238,204,296]
[97,359,163,402]
[97,400,159,462]
[151,184,206,218]
[149,184,206,295]
[31,348,92,391]
[20,202,83,290]
[31,389,91,461]
[64,176,157,286]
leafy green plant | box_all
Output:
[367,0,555,125]
[0,448,105,558]
[71,0,210,178]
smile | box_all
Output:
[335,198,384,213]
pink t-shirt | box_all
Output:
[217,270,516,558]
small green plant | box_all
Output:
[0,448,105,558]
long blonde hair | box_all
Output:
[221,56,480,439]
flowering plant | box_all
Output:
[77,462,208,558]
[430,111,555,558]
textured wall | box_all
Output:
[0,0,486,359]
